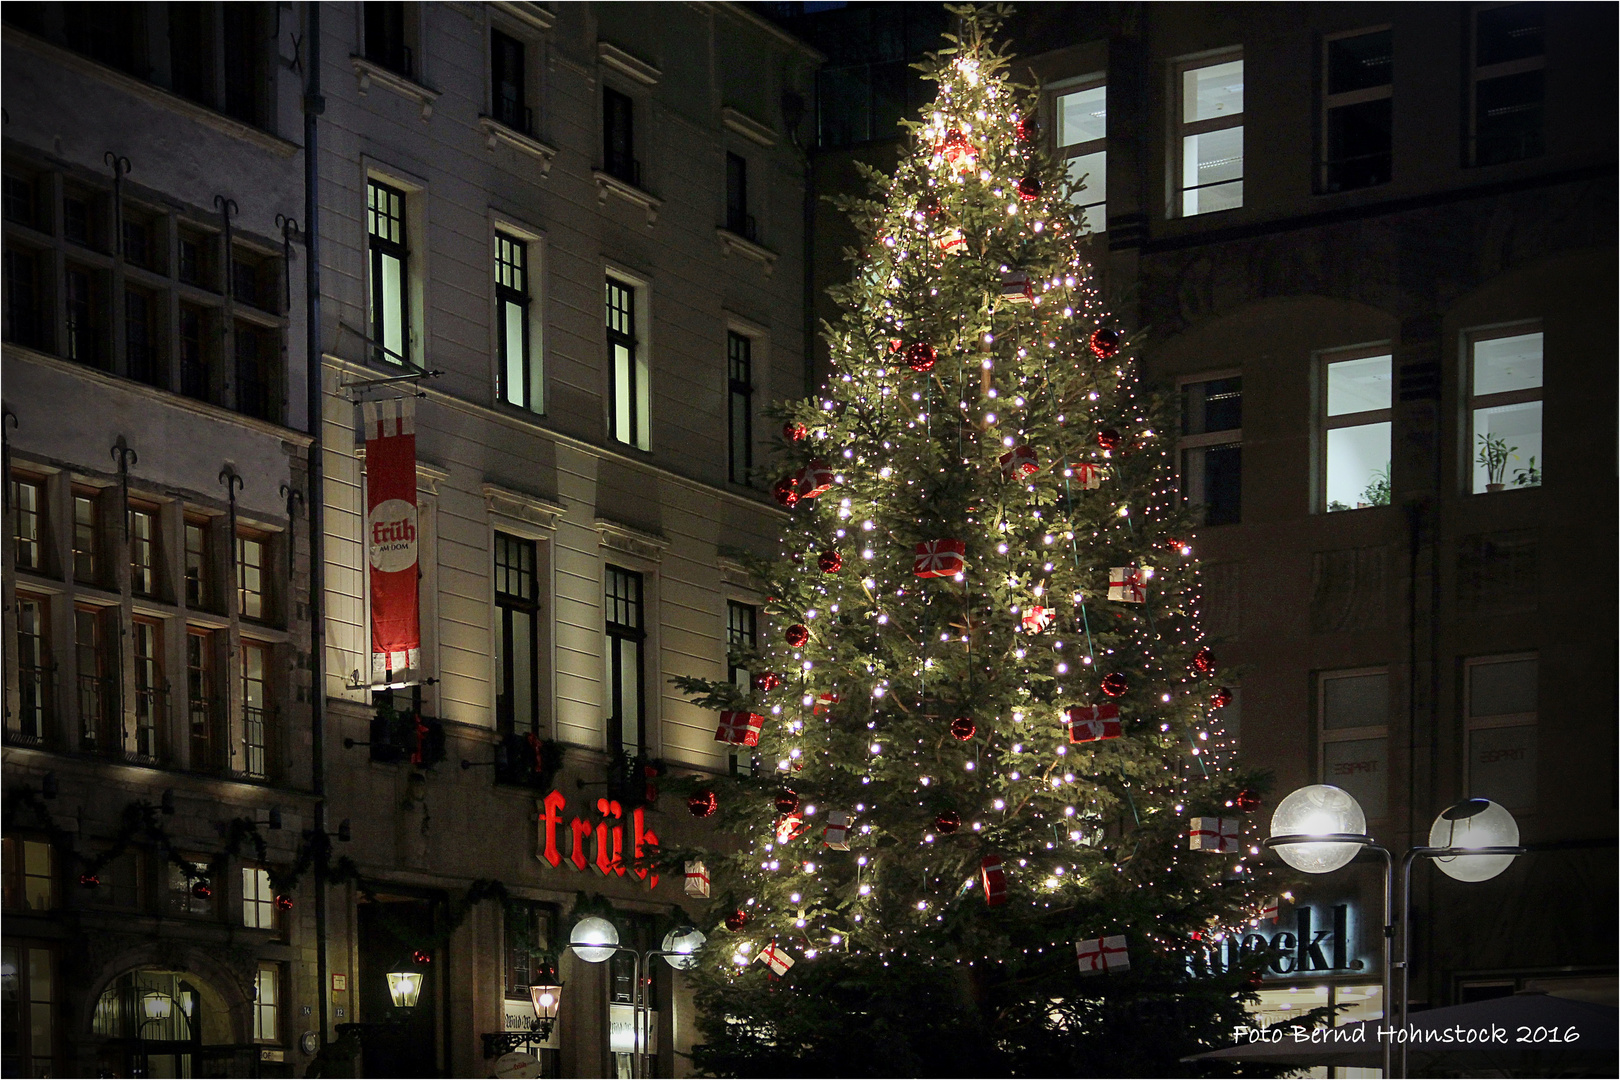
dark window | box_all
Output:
[1180,377,1242,526]
[727,332,753,483]
[1327,30,1393,94]
[125,288,162,387]
[606,278,643,448]
[122,219,150,268]
[604,566,645,754]
[494,533,540,738]
[178,231,212,288]
[131,617,162,759]
[1472,3,1545,165]
[232,258,259,309]
[62,196,91,247]
[1321,30,1393,192]
[1477,2,1545,65]
[725,152,752,238]
[491,29,528,133]
[185,519,211,608]
[367,180,409,366]
[221,3,263,125]
[3,175,34,228]
[726,601,757,777]
[65,267,102,366]
[496,233,537,411]
[65,2,142,75]
[179,305,212,401]
[14,595,50,742]
[75,606,113,751]
[504,900,557,997]
[187,630,217,766]
[169,1,212,104]
[603,87,637,185]
[234,323,274,422]
[3,249,44,349]
[72,492,100,584]
[365,2,412,77]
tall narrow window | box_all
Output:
[73,491,99,583]
[725,152,751,239]
[237,532,264,620]
[604,566,645,754]
[130,505,157,596]
[126,287,161,385]
[504,900,558,997]
[367,179,409,366]
[494,532,540,738]
[1180,376,1242,526]
[253,963,280,1042]
[604,87,637,185]
[0,943,55,1076]
[2,249,43,349]
[235,322,273,421]
[1321,29,1393,191]
[185,518,211,607]
[131,619,162,761]
[167,859,215,916]
[606,278,648,450]
[221,3,265,126]
[496,233,539,411]
[491,29,528,132]
[187,630,216,767]
[169,1,212,104]
[11,475,43,571]
[238,641,268,779]
[179,304,212,402]
[1468,329,1542,493]
[1054,80,1107,232]
[1318,668,1389,819]
[1322,352,1392,512]
[364,2,411,77]
[1465,655,1537,810]
[1470,3,1545,166]
[13,597,49,742]
[726,601,757,777]
[242,866,276,929]
[727,332,753,484]
[65,266,99,366]
[2,839,56,911]
[75,608,109,751]
[1177,56,1244,216]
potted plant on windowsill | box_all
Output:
[1512,455,1541,489]
[1476,433,1517,493]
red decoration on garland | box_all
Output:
[1100,672,1129,698]
[1192,647,1215,674]
[1234,788,1263,813]
[918,193,944,219]
[775,790,800,815]
[1096,429,1122,452]
[1089,327,1122,360]
[935,810,961,834]
[724,909,749,931]
[783,421,808,442]
[752,671,782,693]
[818,550,843,573]
[949,716,976,741]
[274,894,294,911]
[784,624,810,647]
[1016,175,1041,201]
[79,874,100,889]
[413,950,432,965]
[689,789,719,818]
[1210,687,1233,709]
[192,881,212,900]
[772,477,801,507]
[904,341,938,373]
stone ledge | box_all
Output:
[350,55,440,120]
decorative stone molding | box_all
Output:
[722,106,777,147]
[718,550,763,593]
[717,228,778,275]
[597,41,661,85]
[477,117,559,172]
[593,171,662,226]
[350,56,440,120]
[494,1,556,32]
[483,483,565,532]
[417,460,451,496]
[594,517,669,562]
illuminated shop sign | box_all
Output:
[1188,904,1368,977]
[534,791,659,889]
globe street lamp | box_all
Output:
[569,919,706,1078]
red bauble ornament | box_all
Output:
[1016,175,1041,201]
[783,421,808,442]
[1192,647,1215,674]
[1210,687,1233,709]
[772,477,801,507]
[191,881,212,900]
[1014,115,1038,143]
[949,716,976,741]
[818,550,843,573]
[904,341,938,373]
[1100,672,1128,698]
[935,810,962,834]
[918,193,944,219]
[939,128,977,171]
[1096,428,1122,451]
[1234,788,1263,813]
[784,624,810,647]
[79,873,100,889]
[274,894,294,911]
[1189,930,1204,942]
[724,909,749,932]
[1089,327,1122,360]
[775,790,800,814]
[413,950,432,965]
[689,789,719,818]
[752,671,782,693]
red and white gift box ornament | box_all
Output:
[1075,934,1130,974]
[1073,461,1105,490]
[813,691,840,715]
[1188,816,1240,853]
[999,271,1033,304]
[714,711,765,747]
[914,539,967,578]
[1020,605,1054,634]
[822,810,853,850]
[684,860,711,898]
[934,227,967,255]
[775,814,810,845]
[938,129,978,173]
[999,444,1039,479]
[1066,703,1122,743]
[796,460,835,499]
[1260,896,1281,924]
[980,854,1007,907]
[1107,566,1147,603]
[758,941,795,977]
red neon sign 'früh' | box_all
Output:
[537,791,659,889]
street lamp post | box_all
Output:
[480,968,565,1062]
[568,917,706,1079]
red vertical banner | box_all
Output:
[364,398,420,687]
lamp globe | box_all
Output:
[569,916,620,964]
[1270,784,1367,874]
[1430,798,1519,882]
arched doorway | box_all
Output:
[90,968,253,1078]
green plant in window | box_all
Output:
[1476,433,1517,489]
[1361,462,1391,507]
[1512,455,1541,488]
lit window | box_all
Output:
[367,179,410,365]
[185,517,210,607]
[1469,3,1545,166]
[606,278,649,450]
[131,619,163,760]
[238,641,269,779]
[604,566,645,754]
[13,595,49,742]
[1321,29,1392,191]
[1322,352,1392,512]
[496,233,540,412]
[11,474,43,571]
[2,838,55,911]
[243,867,276,929]
[187,630,217,768]
[1053,80,1106,232]
[494,532,540,737]
[76,607,110,752]
[728,332,753,484]
[254,962,279,1041]
[130,505,157,596]
[1468,329,1542,493]
[1177,55,1244,216]
[73,491,99,583]
[1465,655,1537,811]
[1179,376,1242,525]
[237,532,264,620]
[1318,669,1389,819]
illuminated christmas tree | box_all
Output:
[674,9,1273,1073]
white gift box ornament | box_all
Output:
[1107,566,1146,603]
[1189,816,1240,853]
[822,810,852,850]
[1075,934,1130,974]
[758,941,795,976]
[684,860,710,898]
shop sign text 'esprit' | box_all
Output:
[534,791,659,888]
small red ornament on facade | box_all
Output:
[818,550,843,573]
[413,950,432,965]
[752,671,782,693]
[904,342,938,373]
[1096,428,1122,451]
[784,624,810,647]
[1100,672,1129,698]
[934,810,961,834]
[949,716,976,741]
[274,894,294,911]
[192,881,212,900]
[1016,175,1041,201]
[772,477,801,507]
[1210,687,1233,709]
[79,874,100,889]
[1192,647,1215,674]
[724,909,749,932]
[783,421,808,442]
[1089,327,1122,360]
[689,789,719,818]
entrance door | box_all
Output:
[356,894,444,1077]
